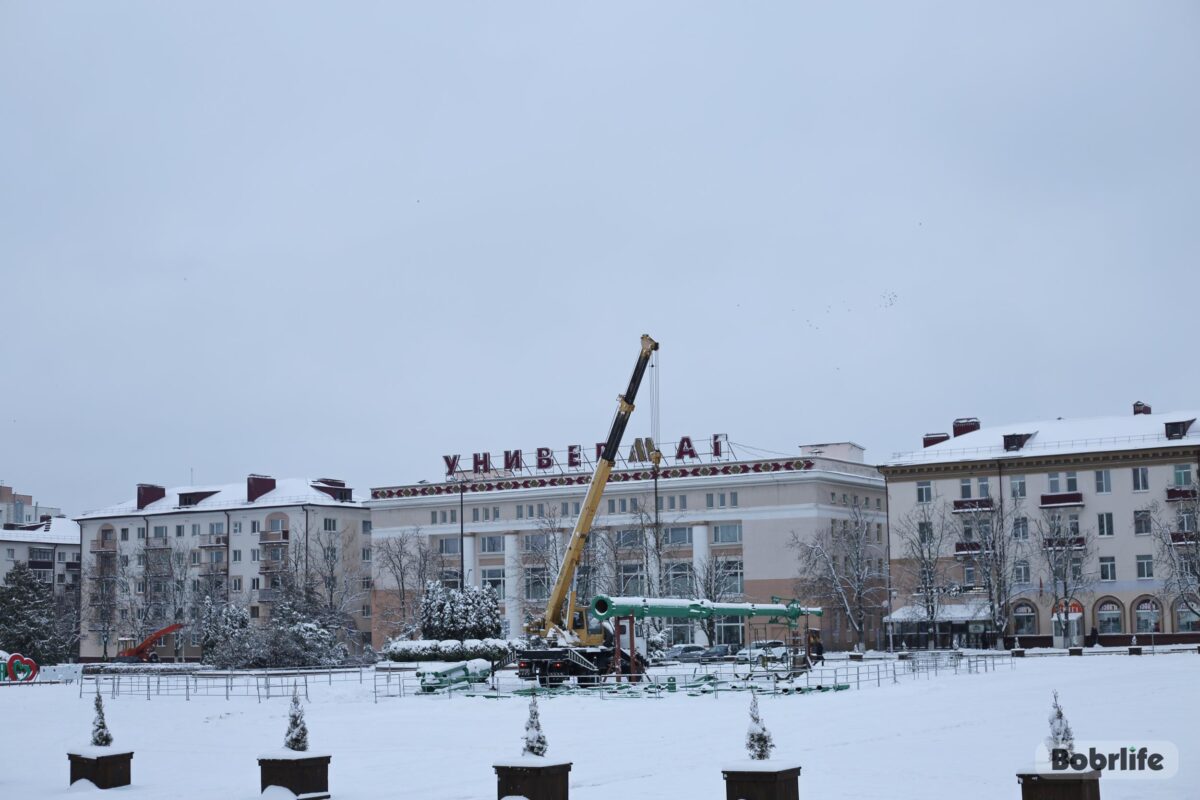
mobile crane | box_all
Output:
[516,334,658,685]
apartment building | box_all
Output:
[76,475,370,661]
[367,437,886,651]
[0,484,63,527]
[881,403,1200,648]
[1,515,82,591]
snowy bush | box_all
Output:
[91,690,113,747]
[382,637,520,663]
[745,694,774,760]
[523,695,548,757]
[418,582,502,640]
[284,685,309,752]
[1046,690,1074,754]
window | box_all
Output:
[630,498,638,512]
[136,581,146,594]
[960,479,972,500]
[730,492,738,508]
[537,503,545,517]
[251,577,260,590]
[472,508,480,522]
[1176,605,1200,633]
[523,533,549,552]
[1065,472,1078,492]
[231,577,242,592]
[441,569,460,590]
[1095,470,1111,494]
[571,504,578,516]
[1012,517,1029,540]
[616,530,642,548]
[1100,557,1116,581]
[1133,467,1149,492]
[481,567,505,598]
[439,510,448,524]
[1011,476,1026,499]
[1097,513,1114,537]
[1180,509,1197,533]
[1070,557,1083,581]
[713,523,742,544]
[618,563,645,595]
[450,509,457,523]
[232,521,242,534]
[1097,601,1122,633]
[136,553,145,566]
[607,499,615,514]
[664,526,692,546]
[524,567,549,599]
[1014,560,1030,584]
[1012,605,1036,637]
[175,524,184,537]
[1136,555,1154,579]
[249,607,260,620]
[209,522,224,535]
[1048,473,1060,493]
[918,521,932,543]
[361,577,373,590]
[137,527,146,539]
[30,547,52,561]
[361,547,372,562]
[360,604,371,618]
[232,550,242,562]
[4,548,11,559]
[719,559,744,594]
[1134,510,1152,535]
[618,499,627,513]
[1174,464,1192,487]
[853,495,859,507]
[120,528,129,541]
[679,495,687,510]
[963,564,976,586]
[961,521,973,541]
[480,535,503,554]
[706,493,715,509]
[665,562,692,595]
[978,477,990,499]
[153,525,167,538]
[251,520,260,533]
[517,505,524,519]
[1136,599,1160,633]
[251,548,259,562]
[438,538,459,555]
[57,551,65,562]
[494,507,501,520]
[560,502,568,516]
[190,552,199,565]
[1067,514,1080,536]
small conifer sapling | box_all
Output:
[522,694,548,757]
[1046,690,1074,755]
[746,693,774,760]
[283,684,309,752]
[91,690,113,747]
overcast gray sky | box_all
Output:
[2,3,1198,515]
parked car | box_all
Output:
[674,645,706,662]
[700,644,735,662]
[734,640,787,663]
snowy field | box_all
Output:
[1,654,1195,799]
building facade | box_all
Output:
[76,475,370,661]
[367,437,887,652]
[882,404,1200,648]
[0,484,63,527]
[1,515,82,592]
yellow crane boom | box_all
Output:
[536,333,658,640]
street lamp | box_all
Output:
[458,479,466,589]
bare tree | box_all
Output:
[1032,509,1096,646]
[692,553,742,645]
[85,549,120,660]
[892,498,957,648]
[792,504,888,652]
[954,498,1025,647]
[374,527,422,637]
[310,524,370,645]
[1147,485,1200,624]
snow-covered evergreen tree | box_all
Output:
[0,561,67,664]
[418,583,502,641]
[283,685,309,751]
[1046,690,1074,754]
[522,695,548,757]
[91,690,113,747]
[745,694,774,760]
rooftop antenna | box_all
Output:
[190,467,194,485]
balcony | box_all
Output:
[953,498,994,513]
[90,538,117,552]
[198,534,228,548]
[1170,531,1199,546]
[258,559,287,574]
[954,541,990,555]
[199,561,228,576]
[1040,492,1084,508]
[65,561,81,571]
[257,589,280,602]
[28,559,53,571]
[145,537,172,550]
[259,530,289,543]
[1041,536,1086,550]
[1167,487,1197,502]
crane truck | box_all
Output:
[516,334,659,685]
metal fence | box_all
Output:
[79,666,370,702]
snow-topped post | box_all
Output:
[723,694,800,800]
[494,692,571,800]
[258,684,331,800]
[68,689,133,789]
[1017,690,1099,800]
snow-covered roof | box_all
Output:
[0,516,81,545]
[887,408,1200,467]
[79,478,363,520]
[883,602,991,623]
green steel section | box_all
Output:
[589,595,822,622]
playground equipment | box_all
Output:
[416,659,492,693]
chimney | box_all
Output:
[923,433,951,448]
[136,484,166,510]
[952,417,981,437]
[1133,401,1152,416]
[247,474,276,503]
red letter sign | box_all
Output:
[504,450,523,471]
[536,447,553,469]
[472,452,492,474]
[443,454,461,476]
[567,445,581,468]
[675,436,698,460]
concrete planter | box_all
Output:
[493,758,571,800]
[1016,770,1100,800]
[1012,649,1026,658]
[1128,646,1143,656]
[1068,647,1084,657]
[722,763,801,800]
[67,750,133,789]
[258,753,331,800]
[848,653,864,662]
[897,652,911,661]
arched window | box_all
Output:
[1175,600,1200,633]
[1135,598,1161,633]
[1096,600,1122,634]
[1012,603,1037,636]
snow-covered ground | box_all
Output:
[2,654,1195,799]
